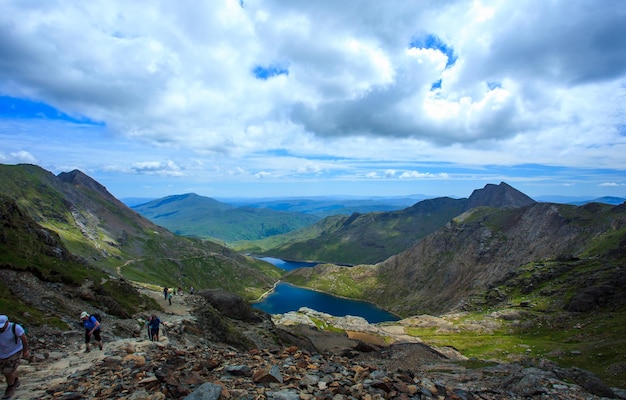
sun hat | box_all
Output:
[80,311,89,319]
[0,315,8,326]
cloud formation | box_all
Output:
[0,0,625,198]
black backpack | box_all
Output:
[92,313,102,323]
[11,323,27,344]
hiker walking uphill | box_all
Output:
[148,315,167,342]
[0,315,29,399]
[80,311,102,353]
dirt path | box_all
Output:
[7,288,194,399]
[139,287,192,317]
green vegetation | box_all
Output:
[237,197,467,265]
[0,164,286,302]
[308,316,346,333]
[403,306,626,387]
[283,264,379,299]
[0,280,69,330]
[132,193,320,243]
[397,257,626,387]
[119,255,283,301]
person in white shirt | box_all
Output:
[0,315,29,399]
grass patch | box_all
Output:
[404,307,626,388]
[308,316,345,333]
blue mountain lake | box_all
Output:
[252,257,400,323]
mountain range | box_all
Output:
[131,193,320,242]
[284,201,626,314]
[1,163,625,388]
[236,182,536,264]
[133,182,537,265]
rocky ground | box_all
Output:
[4,288,625,400]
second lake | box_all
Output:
[252,257,400,323]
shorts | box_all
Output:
[0,351,22,375]
[85,329,102,344]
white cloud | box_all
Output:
[255,171,272,179]
[103,160,184,177]
[0,150,38,164]
[399,171,450,180]
[1,0,625,198]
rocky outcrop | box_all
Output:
[18,320,621,400]
[466,181,536,210]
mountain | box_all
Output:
[132,193,320,242]
[568,196,626,206]
[0,164,283,300]
[243,196,468,265]
[465,181,535,209]
[535,195,626,205]
[222,195,428,218]
[281,200,626,386]
[284,201,626,315]
[243,182,536,265]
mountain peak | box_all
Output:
[57,169,111,195]
[466,182,536,210]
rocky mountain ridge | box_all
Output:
[244,182,536,265]
[284,201,626,316]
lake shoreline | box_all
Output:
[252,256,401,323]
[253,279,281,303]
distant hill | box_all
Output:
[223,196,428,218]
[120,197,157,207]
[132,193,320,242]
[568,196,626,206]
[535,195,626,205]
[241,182,536,265]
[0,164,283,300]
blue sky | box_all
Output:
[1,1,625,200]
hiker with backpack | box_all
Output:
[148,315,167,342]
[0,315,29,399]
[80,311,102,353]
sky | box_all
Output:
[1,0,625,201]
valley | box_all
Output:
[1,163,625,396]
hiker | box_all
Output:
[0,315,29,399]
[145,316,153,341]
[189,286,194,295]
[80,311,102,353]
[148,315,166,342]
[163,286,168,301]
[168,291,173,306]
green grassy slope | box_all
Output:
[132,193,320,242]
[0,164,283,300]
[0,193,158,328]
[239,197,468,264]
